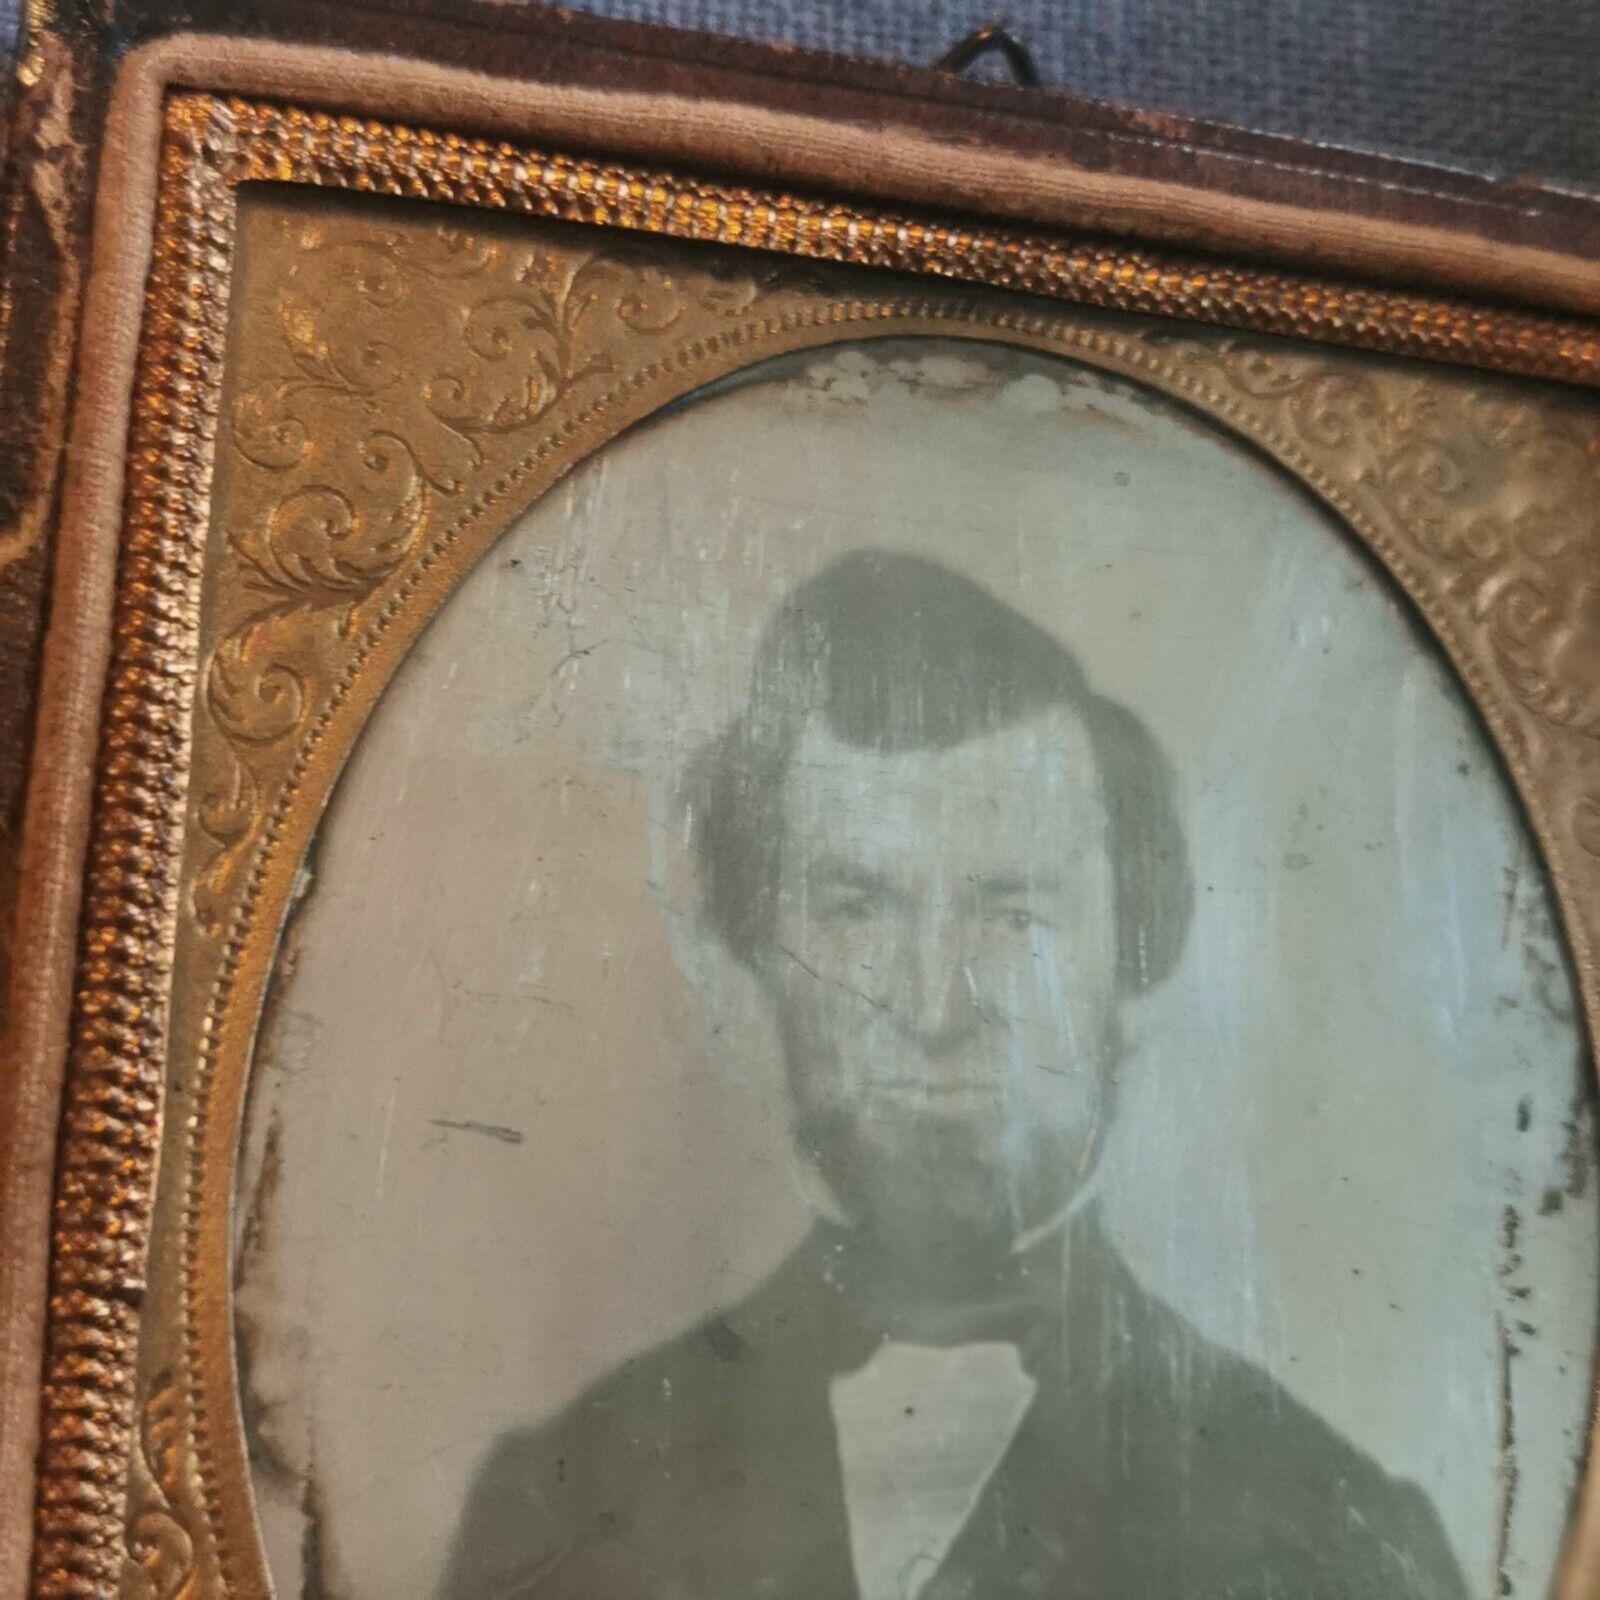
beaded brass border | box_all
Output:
[30,88,1600,1597]
[221,98,1600,385]
[31,95,237,1596]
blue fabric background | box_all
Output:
[2,3,1586,191]
[564,1,1600,193]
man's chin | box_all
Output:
[804,1114,1084,1253]
[851,1160,1027,1269]
[874,1208,1016,1273]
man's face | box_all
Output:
[762,705,1119,1284]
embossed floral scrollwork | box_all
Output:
[194,628,299,933]
[225,228,483,481]
[577,247,766,331]
[191,746,261,937]
[228,304,403,473]
[239,454,428,624]
[194,416,438,930]
[1380,432,1500,569]
[319,236,406,308]
[1283,370,1385,452]
[1574,797,1600,858]
[195,219,805,933]
[1196,338,1600,761]
[229,385,312,471]
[426,295,571,446]
[99,108,1600,1600]
[1214,346,1307,401]
[391,223,500,281]
[195,469,426,905]
[205,625,307,748]
[424,246,776,456]
[1210,347,1389,471]
[279,295,404,396]
[1488,573,1600,740]
[124,1377,199,1600]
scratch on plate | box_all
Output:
[428,1118,525,1145]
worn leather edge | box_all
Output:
[107,0,1600,282]
[118,33,1600,317]
[7,28,1600,1599]
[0,31,163,1600]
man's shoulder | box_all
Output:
[1124,1272,1405,1496]
[1095,1252,1470,1598]
[447,1226,1471,1600]
[438,1242,849,1600]
[1082,1235,1399,1470]
[465,1235,841,1490]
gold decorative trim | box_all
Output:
[30,88,1600,1598]
[214,97,1600,386]
[31,94,236,1595]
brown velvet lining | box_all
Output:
[96,38,1600,318]
[6,31,1600,1594]
[0,42,167,1596]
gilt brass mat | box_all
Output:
[29,91,1600,1598]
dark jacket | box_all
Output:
[441,1212,1469,1599]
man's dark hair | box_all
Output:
[686,548,1192,994]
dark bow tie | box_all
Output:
[813,1218,1079,1379]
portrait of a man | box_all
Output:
[234,342,1597,1600]
[439,549,1467,1599]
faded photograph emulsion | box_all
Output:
[233,342,1599,1599]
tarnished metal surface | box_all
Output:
[26,89,1600,1599]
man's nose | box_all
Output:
[898,915,980,1053]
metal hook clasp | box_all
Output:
[934,22,1040,88]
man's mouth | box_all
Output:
[863,1077,1003,1108]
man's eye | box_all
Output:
[989,907,1045,933]
[819,896,878,923]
